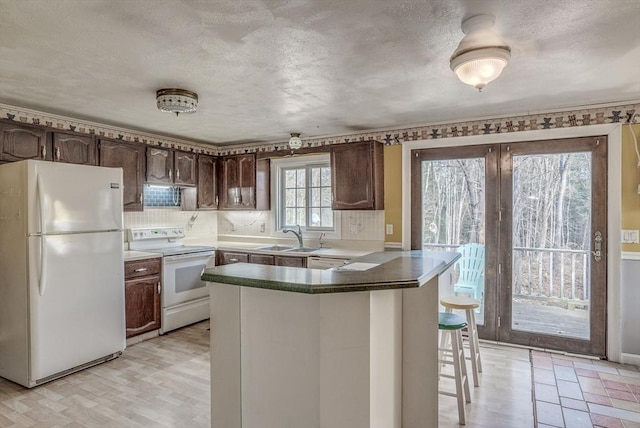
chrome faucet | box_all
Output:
[283,225,304,248]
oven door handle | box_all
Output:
[163,252,215,263]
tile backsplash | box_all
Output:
[143,186,181,207]
[218,210,384,242]
[123,208,217,240]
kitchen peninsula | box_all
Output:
[202,250,460,428]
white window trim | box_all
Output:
[270,154,342,240]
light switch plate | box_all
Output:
[386,224,393,235]
[622,229,639,244]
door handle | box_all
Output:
[591,231,602,262]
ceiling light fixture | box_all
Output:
[450,14,511,91]
[289,133,302,149]
[156,88,198,116]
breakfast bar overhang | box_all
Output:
[202,250,460,428]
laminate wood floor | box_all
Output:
[0,321,210,428]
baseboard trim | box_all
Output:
[621,252,640,261]
[620,353,640,366]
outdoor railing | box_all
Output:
[513,247,590,302]
[422,243,590,303]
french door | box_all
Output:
[411,137,607,356]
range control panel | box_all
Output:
[128,227,185,241]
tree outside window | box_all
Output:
[280,164,333,230]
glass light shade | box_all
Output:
[450,47,510,91]
[289,133,302,149]
[156,89,198,115]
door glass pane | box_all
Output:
[421,158,486,324]
[511,153,591,339]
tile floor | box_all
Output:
[532,350,640,428]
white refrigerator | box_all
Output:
[0,160,126,388]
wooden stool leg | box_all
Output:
[457,328,471,404]
[438,329,449,377]
[466,308,480,387]
[469,308,482,374]
[450,329,467,425]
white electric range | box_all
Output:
[128,227,215,334]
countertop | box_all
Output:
[184,238,376,259]
[201,250,460,294]
[124,250,162,262]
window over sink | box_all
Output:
[272,154,337,233]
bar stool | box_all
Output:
[440,295,483,387]
[438,312,471,425]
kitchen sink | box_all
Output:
[283,247,320,253]
[255,245,294,251]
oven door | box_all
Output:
[162,251,215,308]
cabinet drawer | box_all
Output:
[125,258,161,279]
[275,255,307,268]
[218,251,249,265]
[249,254,274,265]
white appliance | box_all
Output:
[128,227,214,334]
[307,256,349,269]
[0,160,125,388]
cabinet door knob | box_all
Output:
[176,169,180,180]
[41,145,47,158]
[139,194,143,204]
[133,268,148,272]
[229,258,239,263]
[157,282,161,294]
[55,147,60,160]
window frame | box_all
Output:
[271,154,341,239]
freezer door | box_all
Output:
[28,231,125,382]
[28,160,123,234]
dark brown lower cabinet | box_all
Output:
[249,254,275,265]
[275,255,307,268]
[125,258,161,338]
[217,250,306,268]
[217,251,249,265]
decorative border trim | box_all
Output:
[0,103,217,156]
[1,101,638,156]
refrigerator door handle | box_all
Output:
[36,175,48,296]
[37,175,46,235]
[39,235,48,296]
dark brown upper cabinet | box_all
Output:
[220,154,270,211]
[146,147,173,185]
[330,141,384,210]
[146,147,196,187]
[197,154,218,209]
[51,132,97,165]
[174,150,197,187]
[99,139,146,211]
[0,120,50,163]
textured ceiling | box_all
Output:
[1,0,639,146]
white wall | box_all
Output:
[620,253,640,365]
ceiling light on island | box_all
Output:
[156,88,198,116]
[450,14,511,91]
[289,133,302,149]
